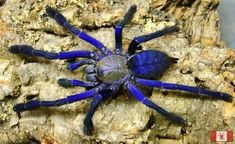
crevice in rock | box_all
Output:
[194,77,208,89]
[0,0,6,6]
[181,127,186,135]
[11,123,19,129]
[16,112,21,120]
[27,28,68,37]
[207,2,219,10]
[80,23,114,32]
[27,135,41,144]
[176,0,195,7]
[229,82,235,92]
[141,114,156,131]
[26,94,38,101]
[43,29,68,37]
[230,81,235,88]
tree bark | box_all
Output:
[0,0,234,143]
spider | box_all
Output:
[9,5,233,135]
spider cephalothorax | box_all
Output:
[95,55,129,84]
[10,5,233,135]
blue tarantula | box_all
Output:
[10,5,233,135]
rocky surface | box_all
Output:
[0,0,234,143]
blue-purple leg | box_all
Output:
[67,59,95,71]
[9,45,100,60]
[13,84,107,112]
[45,6,112,55]
[58,50,100,60]
[136,78,233,102]
[57,78,98,88]
[86,73,97,82]
[114,5,137,54]
[126,82,185,125]
[83,94,103,135]
[9,45,58,59]
[83,90,115,135]
[84,65,96,74]
[127,26,179,56]
[85,65,98,82]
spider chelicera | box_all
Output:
[9,5,233,135]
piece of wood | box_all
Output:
[0,0,234,143]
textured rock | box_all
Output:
[0,0,234,143]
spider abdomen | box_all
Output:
[127,50,178,78]
[95,55,129,84]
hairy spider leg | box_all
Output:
[13,84,107,112]
[83,94,103,135]
[83,90,116,135]
[80,64,98,82]
[57,78,98,88]
[86,73,97,82]
[9,45,58,59]
[9,45,101,60]
[85,65,96,74]
[59,50,99,60]
[114,5,137,54]
[67,59,96,71]
[45,6,112,55]
[136,78,233,102]
[127,26,179,56]
[126,82,185,125]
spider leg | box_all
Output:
[127,26,179,56]
[84,65,96,74]
[13,84,107,112]
[136,78,233,102]
[114,5,137,54]
[86,73,98,82]
[9,45,101,60]
[83,90,116,135]
[83,94,103,135]
[125,81,185,125]
[45,6,112,55]
[57,78,98,88]
[67,59,96,71]
[83,64,98,82]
